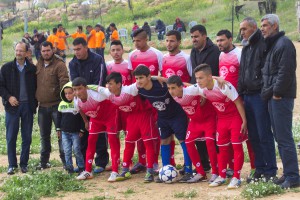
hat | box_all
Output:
[33,29,38,34]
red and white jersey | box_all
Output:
[128,47,163,77]
[74,88,114,119]
[106,83,153,113]
[219,47,241,88]
[173,85,215,122]
[198,80,239,118]
[106,60,132,86]
[162,51,192,83]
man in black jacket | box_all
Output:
[0,42,37,175]
[69,37,109,173]
[189,25,220,173]
[238,17,277,183]
[261,14,299,189]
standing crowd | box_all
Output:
[0,14,299,189]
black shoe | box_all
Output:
[36,163,51,170]
[178,173,193,183]
[280,179,300,189]
[21,166,28,173]
[246,172,263,183]
[129,163,146,174]
[7,167,16,175]
[155,176,163,183]
[273,175,285,185]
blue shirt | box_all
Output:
[16,60,26,72]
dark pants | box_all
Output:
[38,105,66,166]
[268,97,299,182]
[34,49,41,61]
[157,31,165,40]
[148,33,152,41]
[195,141,211,170]
[95,48,105,61]
[244,93,277,176]
[6,102,34,168]
[80,130,109,168]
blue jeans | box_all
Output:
[62,132,84,170]
[244,94,277,175]
[38,105,66,166]
[6,102,34,168]
[268,97,299,182]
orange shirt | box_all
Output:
[95,31,105,48]
[56,31,67,50]
[71,32,87,41]
[87,29,96,49]
[110,30,119,41]
[47,34,58,47]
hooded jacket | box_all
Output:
[56,82,85,133]
[173,18,186,32]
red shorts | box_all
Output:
[216,115,245,146]
[125,110,159,142]
[89,115,118,134]
[185,118,216,143]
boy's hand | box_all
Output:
[212,76,227,89]
[240,122,247,135]
[79,132,84,138]
[56,131,61,139]
[84,121,89,131]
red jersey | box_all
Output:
[106,60,132,86]
[173,85,215,122]
[128,47,163,77]
[198,80,239,119]
[219,47,241,88]
[162,51,192,83]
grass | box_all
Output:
[241,180,284,199]
[0,169,85,200]
[173,188,198,198]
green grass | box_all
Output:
[173,188,198,198]
[241,180,284,199]
[0,169,85,200]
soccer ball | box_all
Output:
[158,165,178,183]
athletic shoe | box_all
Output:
[246,171,262,183]
[153,163,159,175]
[186,173,207,183]
[226,168,234,178]
[129,163,146,174]
[208,174,219,184]
[280,179,300,189]
[227,177,241,189]
[116,171,131,181]
[21,166,28,173]
[209,176,226,187]
[36,163,51,170]
[178,173,193,183]
[93,166,105,173]
[155,176,163,183]
[7,167,16,175]
[144,172,154,183]
[76,171,93,180]
[107,172,119,182]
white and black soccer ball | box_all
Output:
[159,165,178,183]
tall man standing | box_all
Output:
[238,17,277,183]
[0,42,37,174]
[260,14,299,189]
[35,41,69,170]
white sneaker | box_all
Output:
[76,171,93,180]
[227,177,241,189]
[209,176,226,187]
[208,174,219,183]
[186,173,207,183]
[108,172,119,182]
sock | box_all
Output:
[161,144,171,166]
[137,139,146,166]
[170,140,176,166]
[218,145,230,178]
[85,134,99,172]
[154,138,161,165]
[180,142,193,174]
[144,140,155,169]
[186,141,205,175]
[206,139,218,175]
[228,144,234,170]
[122,141,136,168]
[246,140,255,169]
[232,144,244,179]
[107,134,121,173]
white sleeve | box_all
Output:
[184,85,201,96]
[221,83,239,101]
[196,85,206,97]
[153,48,164,71]
[128,51,134,70]
[73,97,80,112]
[235,47,242,64]
[185,54,193,77]
[126,83,139,96]
[92,88,109,101]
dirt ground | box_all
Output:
[0,45,300,200]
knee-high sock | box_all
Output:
[246,140,255,169]
[170,140,176,166]
[154,138,160,165]
[228,143,234,170]
[180,142,193,173]
[107,134,120,173]
[122,141,136,169]
[85,134,99,172]
[137,139,146,166]
[144,140,155,169]
[232,143,244,179]
[218,145,230,178]
[161,144,171,166]
[206,139,218,175]
[186,141,205,175]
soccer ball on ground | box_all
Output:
[159,165,178,183]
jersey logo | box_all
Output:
[85,105,100,118]
[165,68,175,78]
[130,102,136,107]
[191,100,198,106]
[229,65,236,73]
[119,106,132,112]
[153,101,166,111]
[149,65,156,72]
[183,106,195,115]
[176,70,183,77]
[165,98,170,104]
[212,102,225,112]
[219,66,228,78]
